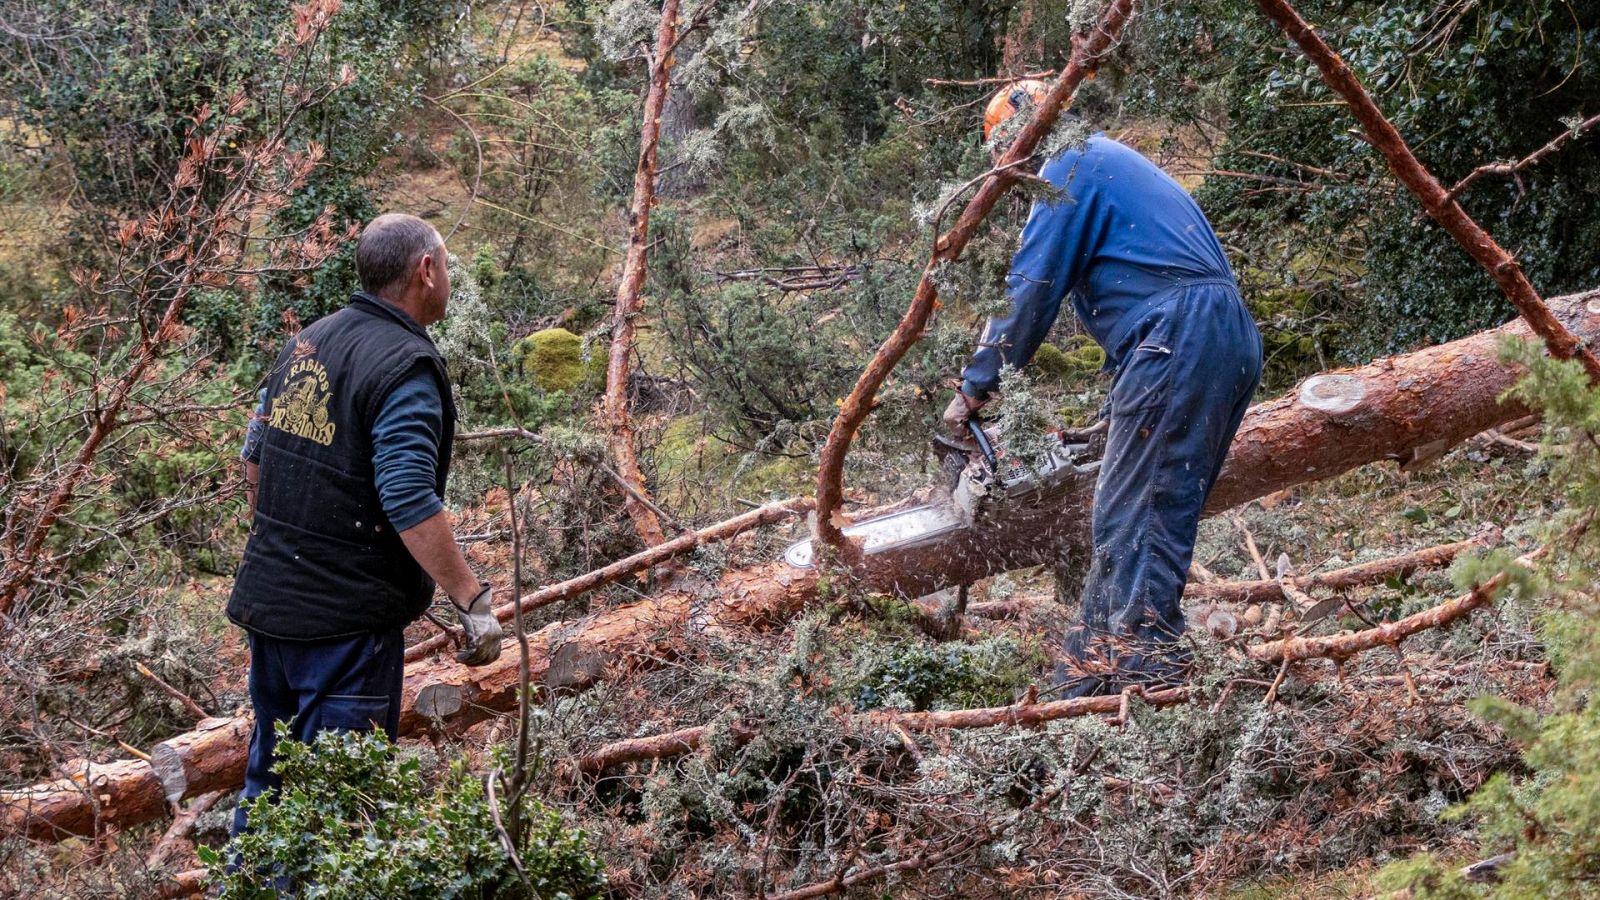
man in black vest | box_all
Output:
[228,213,502,835]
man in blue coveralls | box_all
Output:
[944,82,1263,697]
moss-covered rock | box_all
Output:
[515,328,595,393]
[1032,342,1073,380]
[1033,338,1104,381]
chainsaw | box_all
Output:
[782,419,1104,568]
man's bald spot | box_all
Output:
[355,214,443,296]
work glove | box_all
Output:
[941,390,986,437]
[451,582,503,666]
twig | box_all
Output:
[1461,852,1516,884]
[1263,656,1291,706]
[501,450,535,827]
[1186,532,1496,605]
[420,95,483,242]
[1392,644,1420,704]
[924,69,1058,86]
[145,790,224,870]
[1234,516,1271,580]
[485,767,531,887]
[1447,111,1600,201]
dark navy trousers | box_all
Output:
[230,627,406,837]
[1063,284,1262,682]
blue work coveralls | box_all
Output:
[961,135,1262,688]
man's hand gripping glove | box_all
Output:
[452,582,503,666]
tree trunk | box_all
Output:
[4,289,1596,840]
[604,0,680,549]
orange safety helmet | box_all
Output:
[982,78,1051,141]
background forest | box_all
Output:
[1,0,1599,896]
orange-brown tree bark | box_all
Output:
[404,496,811,662]
[6,290,1593,840]
[1184,531,1496,605]
[604,0,681,548]
[811,0,1138,555]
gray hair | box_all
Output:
[355,214,443,295]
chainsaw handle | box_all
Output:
[967,417,999,470]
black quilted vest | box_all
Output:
[228,293,456,640]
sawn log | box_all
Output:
[4,289,1595,840]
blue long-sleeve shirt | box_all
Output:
[241,367,444,531]
[961,135,1237,399]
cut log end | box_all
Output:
[414,684,465,720]
[1298,373,1367,414]
[150,742,188,805]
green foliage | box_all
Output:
[651,206,916,440]
[458,51,634,291]
[432,258,575,431]
[855,637,1041,711]
[209,727,605,899]
[514,328,603,393]
[1031,338,1104,381]
[1375,854,1477,899]
[0,311,243,579]
[0,0,466,337]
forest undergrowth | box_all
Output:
[0,429,1568,898]
[3,0,1599,896]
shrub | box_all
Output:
[515,328,603,394]
[208,728,605,899]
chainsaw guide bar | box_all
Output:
[782,429,1101,569]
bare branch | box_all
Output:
[604,0,681,548]
[1447,111,1600,201]
[1253,0,1600,381]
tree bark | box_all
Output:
[1250,572,1506,663]
[811,0,1139,555]
[4,290,1596,839]
[604,0,680,549]
[1184,531,1496,605]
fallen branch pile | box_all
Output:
[2,289,1594,839]
[574,540,1525,779]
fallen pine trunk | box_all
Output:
[405,496,813,663]
[4,290,1595,840]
